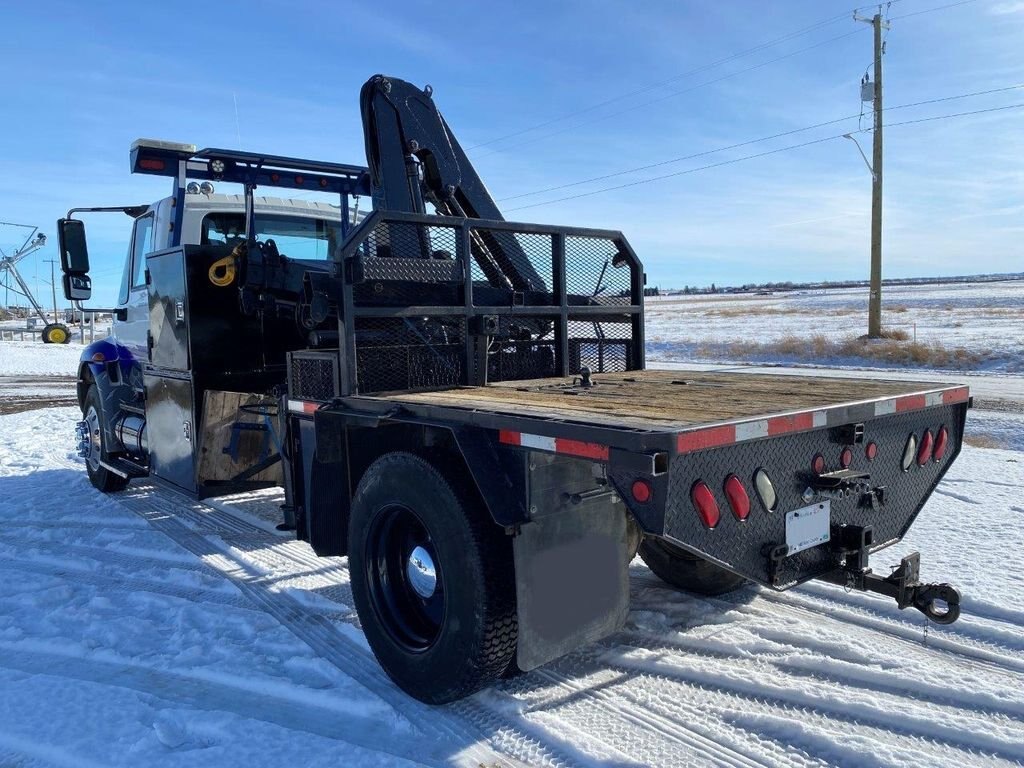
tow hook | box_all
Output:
[820,526,961,625]
[75,420,90,458]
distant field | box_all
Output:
[646,279,1024,372]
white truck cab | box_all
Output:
[114,191,353,361]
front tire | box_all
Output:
[82,384,129,493]
[639,537,747,596]
[348,452,517,704]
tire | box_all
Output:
[42,323,71,344]
[639,537,747,596]
[81,384,129,493]
[348,452,517,704]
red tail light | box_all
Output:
[840,447,853,468]
[865,441,878,460]
[812,454,826,474]
[917,429,934,466]
[723,475,750,521]
[138,158,165,171]
[691,481,720,529]
[933,426,949,461]
[631,479,652,503]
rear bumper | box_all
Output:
[608,400,968,588]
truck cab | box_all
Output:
[112,189,351,366]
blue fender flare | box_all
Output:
[76,341,139,452]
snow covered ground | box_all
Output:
[646,279,1024,372]
[1,279,1023,766]
[1,404,1022,765]
[0,340,84,376]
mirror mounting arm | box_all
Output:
[72,300,127,321]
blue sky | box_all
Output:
[1,0,1022,306]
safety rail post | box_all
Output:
[552,232,568,377]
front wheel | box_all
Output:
[81,384,129,493]
[639,537,747,596]
[348,452,517,704]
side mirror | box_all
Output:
[57,218,92,301]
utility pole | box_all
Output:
[44,259,59,323]
[855,9,889,338]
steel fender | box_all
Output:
[449,426,529,527]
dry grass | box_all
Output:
[887,305,909,313]
[703,333,991,370]
[700,307,858,318]
[963,434,1008,450]
[876,328,910,341]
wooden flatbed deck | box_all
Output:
[372,370,954,431]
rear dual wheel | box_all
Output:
[348,452,518,704]
[639,537,747,596]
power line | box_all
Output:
[500,83,1024,202]
[504,102,1024,212]
[473,27,870,158]
[889,0,978,21]
[467,0,913,153]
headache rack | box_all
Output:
[294,210,645,399]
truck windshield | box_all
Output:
[201,213,341,260]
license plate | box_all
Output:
[785,501,831,555]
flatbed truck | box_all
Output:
[56,75,968,704]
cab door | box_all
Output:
[115,213,156,360]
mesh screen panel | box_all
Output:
[566,235,632,305]
[485,315,558,382]
[567,319,634,374]
[354,316,466,393]
[290,353,338,401]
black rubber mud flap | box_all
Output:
[513,500,631,671]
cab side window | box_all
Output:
[130,215,155,289]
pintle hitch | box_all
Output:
[820,525,961,625]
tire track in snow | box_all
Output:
[530,666,769,768]
[610,629,1024,723]
[741,589,1024,676]
[0,647,435,764]
[111,486,574,768]
[595,646,1024,765]
[0,560,252,611]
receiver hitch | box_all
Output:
[819,525,961,624]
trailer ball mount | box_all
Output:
[820,525,961,625]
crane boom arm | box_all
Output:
[359,75,546,292]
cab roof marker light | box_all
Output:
[130,138,197,154]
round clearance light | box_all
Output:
[840,447,853,469]
[902,434,918,471]
[933,426,949,461]
[631,479,652,504]
[754,469,777,512]
[199,181,215,196]
[723,475,750,521]
[186,181,200,194]
[691,481,720,529]
[210,159,225,174]
[811,454,826,475]
[917,429,934,466]
[866,441,878,461]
